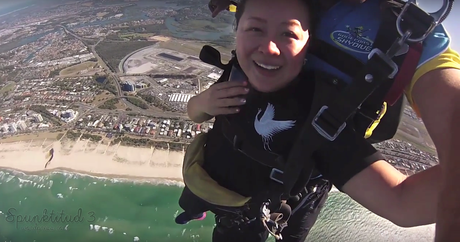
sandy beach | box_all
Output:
[0,132,185,181]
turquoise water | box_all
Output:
[0,169,435,242]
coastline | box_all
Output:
[0,133,186,183]
[0,166,184,184]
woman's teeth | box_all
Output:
[254,61,281,70]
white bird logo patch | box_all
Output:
[254,103,296,151]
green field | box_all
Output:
[118,33,155,40]
[59,61,97,76]
[158,39,233,62]
[0,83,16,96]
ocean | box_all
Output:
[0,1,34,17]
[0,169,435,242]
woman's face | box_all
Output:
[235,0,311,93]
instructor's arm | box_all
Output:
[411,67,460,241]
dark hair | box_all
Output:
[234,0,319,34]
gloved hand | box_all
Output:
[208,0,232,18]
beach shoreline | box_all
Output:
[0,166,184,184]
[0,134,186,183]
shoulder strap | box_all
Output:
[199,45,235,84]
[281,4,429,198]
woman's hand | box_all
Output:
[197,80,249,116]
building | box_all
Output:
[135,82,147,89]
[16,121,27,131]
[8,123,17,133]
[168,93,194,103]
[61,109,78,123]
[207,73,221,80]
[122,81,136,92]
[32,113,43,122]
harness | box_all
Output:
[196,0,454,239]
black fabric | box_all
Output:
[306,8,415,144]
[199,45,229,70]
[178,186,211,216]
[202,70,382,197]
[280,4,428,197]
[178,185,251,220]
[351,7,406,142]
[211,183,330,242]
[282,48,398,197]
[308,38,364,78]
[221,116,285,170]
[313,122,386,190]
[203,74,314,198]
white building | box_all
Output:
[168,93,194,103]
[32,113,43,122]
[60,109,78,123]
[8,123,17,133]
[16,121,27,131]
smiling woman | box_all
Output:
[234,0,314,93]
[177,0,332,241]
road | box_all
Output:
[59,25,122,95]
[56,24,194,121]
[59,24,150,113]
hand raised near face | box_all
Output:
[197,80,249,116]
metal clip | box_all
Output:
[312,105,347,141]
[396,0,454,43]
[386,30,412,59]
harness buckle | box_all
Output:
[396,0,454,43]
[368,48,399,79]
[215,213,256,230]
[269,168,284,184]
[312,105,347,141]
[386,30,412,59]
[260,201,290,240]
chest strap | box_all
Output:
[221,116,285,170]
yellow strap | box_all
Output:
[183,132,251,207]
[364,101,388,139]
[228,4,237,12]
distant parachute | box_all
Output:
[44,148,54,169]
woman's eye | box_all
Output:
[247,27,262,32]
[283,31,298,39]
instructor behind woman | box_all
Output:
[207,0,460,241]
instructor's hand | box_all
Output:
[198,81,249,116]
[208,0,231,18]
